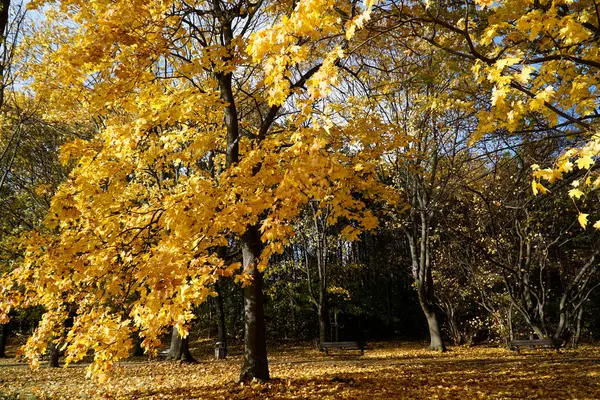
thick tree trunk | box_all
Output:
[408,229,446,352]
[238,226,269,382]
[418,294,445,351]
[414,280,446,351]
[0,322,9,358]
[0,0,10,109]
[166,327,196,363]
[0,1,9,40]
[406,202,446,353]
[132,332,145,356]
[217,22,269,381]
[48,341,59,368]
[425,311,445,351]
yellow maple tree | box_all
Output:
[0,0,403,382]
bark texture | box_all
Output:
[215,280,227,345]
[407,224,446,352]
[238,226,269,382]
[166,327,196,363]
[48,341,59,368]
[0,322,9,358]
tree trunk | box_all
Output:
[289,294,296,339]
[317,303,328,345]
[48,340,59,368]
[217,22,269,381]
[416,267,445,351]
[132,332,145,356]
[215,280,227,359]
[333,310,340,342]
[406,207,446,352]
[508,304,514,341]
[215,281,227,345]
[310,202,330,346]
[445,306,461,345]
[238,226,269,382]
[0,1,9,41]
[166,327,196,363]
[385,280,392,329]
[409,237,446,351]
[572,306,584,349]
[0,322,9,358]
[420,297,445,351]
[0,0,8,108]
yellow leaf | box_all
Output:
[568,188,584,199]
[531,181,549,195]
[516,65,535,84]
[578,213,589,229]
[491,85,508,106]
[575,155,594,169]
[496,56,521,70]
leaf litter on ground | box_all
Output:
[1,341,599,399]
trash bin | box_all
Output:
[215,342,226,360]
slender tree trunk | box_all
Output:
[333,310,339,342]
[238,226,269,382]
[0,322,9,358]
[445,306,461,345]
[516,307,546,339]
[572,307,584,349]
[318,306,327,344]
[312,203,329,346]
[289,295,296,339]
[385,280,392,329]
[48,341,59,368]
[508,304,514,341]
[166,327,196,363]
[215,280,227,359]
[215,281,227,346]
[317,281,329,343]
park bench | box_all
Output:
[156,348,169,359]
[318,341,366,355]
[508,338,561,353]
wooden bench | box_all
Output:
[318,341,366,355]
[508,338,561,353]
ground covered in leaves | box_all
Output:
[1,340,600,399]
